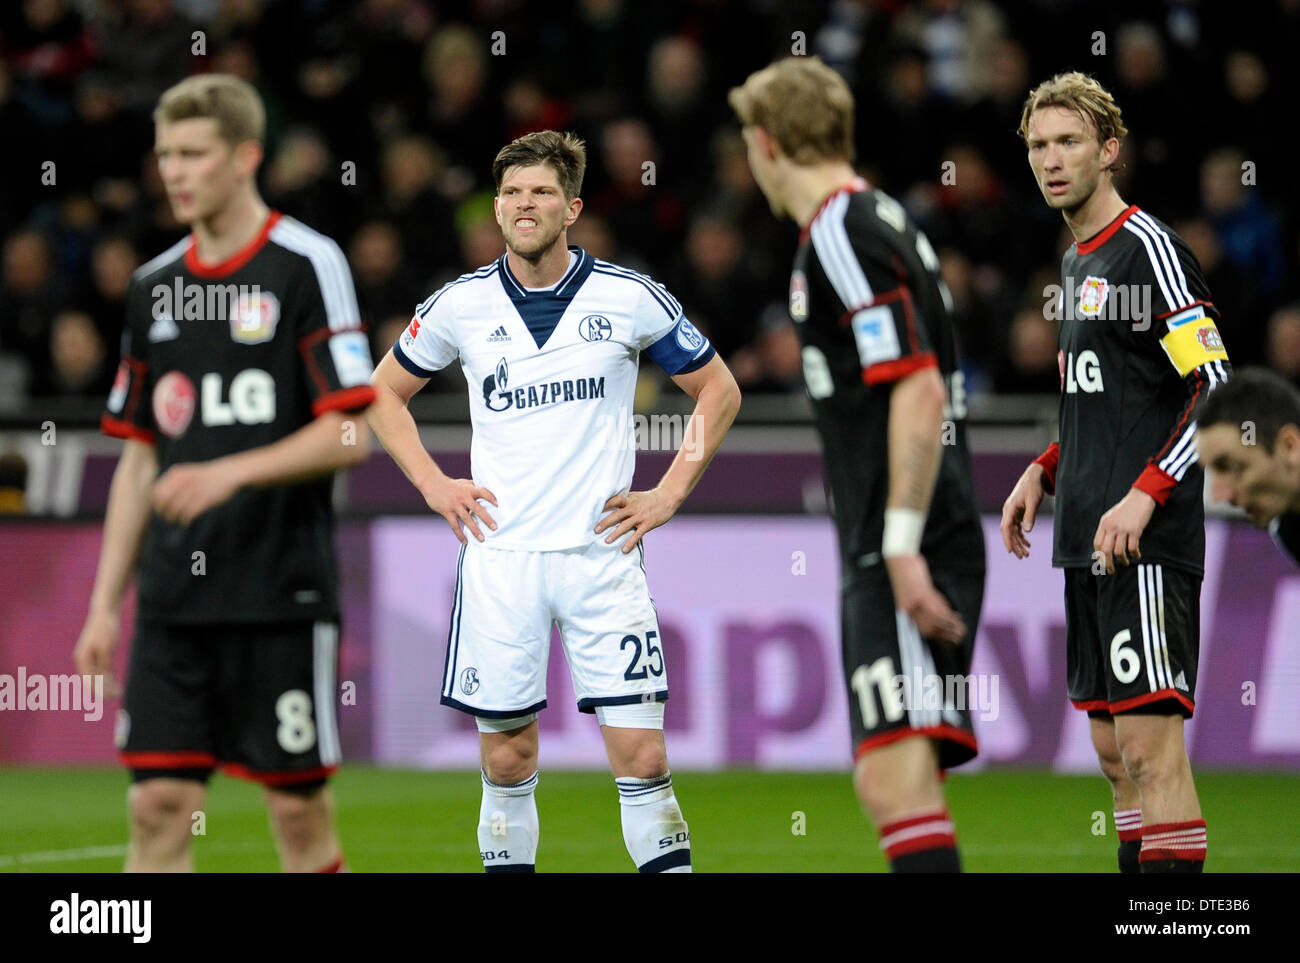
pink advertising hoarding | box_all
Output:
[371,516,1300,771]
[3,517,1298,771]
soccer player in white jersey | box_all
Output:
[367,130,741,873]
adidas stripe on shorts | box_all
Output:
[1064,562,1201,716]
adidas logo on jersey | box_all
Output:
[487,325,511,343]
[148,316,180,343]
[1173,670,1188,692]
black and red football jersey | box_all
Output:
[791,179,984,573]
[102,211,376,623]
[1042,205,1231,577]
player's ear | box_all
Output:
[754,126,778,160]
[493,195,502,225]
[1100,136,1121,171]
[565,196,583,226]
[234,140,263,179]
[1276,423,1300,467]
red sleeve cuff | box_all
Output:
[312,384,376,417]
[1032,441,1059,495]
[100,414,156,444]
[1134,463,1177,505]
[862,352,938,386]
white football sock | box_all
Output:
[478,770,539,873]
[616,772,692,873]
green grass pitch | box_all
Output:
[2,767,1296,872]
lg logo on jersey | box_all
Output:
[152,369,276,437]
[203,369,276,426]
[1059,349,1105,393]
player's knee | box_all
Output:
[1117,728,1185,788]
[853,757,904,822]
[620,740,668,781]
[482,741,537,785]
[1094,744,1128,786]
[265,786,328,848]
[128,780,199,839]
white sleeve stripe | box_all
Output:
[1122,221,1179,313]
[272,219,348,329]
[292,219,360,332]
[1160,422,1197,474]
[810,193,873,312]
[1160,359,1231,479]
[1167,440,1199,479]
[132,237,192,280]
[271,219,360,331]
[1131,210,1194,305]
[817,193,873,309]
[1128,212,1189,306]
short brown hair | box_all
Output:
[154,74,266,146]
[727,57,855,164]
[492,130,587,200]
[1018,71,1128,146]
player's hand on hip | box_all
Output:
[151,462,240,525]
[1000,463,1047,559]
[74,609,122,698]
[1093,487,1155,575]
[595,488,677,553]
[425,476,498,544]
[885,554,966,645]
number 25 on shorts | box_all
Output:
[621,631,664,681]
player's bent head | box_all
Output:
[1195,367,1300,522]
[727,56,855,166]
[492,130,587,201]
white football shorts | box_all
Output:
[440,537,667,724]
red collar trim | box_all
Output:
[800,177,871,243]
[1075,204,1137,255]
[185,210,281,278]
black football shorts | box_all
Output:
[1064,562,1200,717]
[118,619,342,786]
[842,565,984,769]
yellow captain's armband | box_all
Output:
[1160,319,1229,377]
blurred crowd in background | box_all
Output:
[3,0,1300,409]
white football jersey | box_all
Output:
[395,246,714,550]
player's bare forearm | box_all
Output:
[366,361,448,495]
[87,439,157,617]
[886,366,947,512]
[882,367,966,642]
[367,350,496,541]
[661,354,742,507]
[222,409,371,489]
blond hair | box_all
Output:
[154,74,266,146]
[492,130,587,200]
[1018,71,1128,146]
[728,56,855,164]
